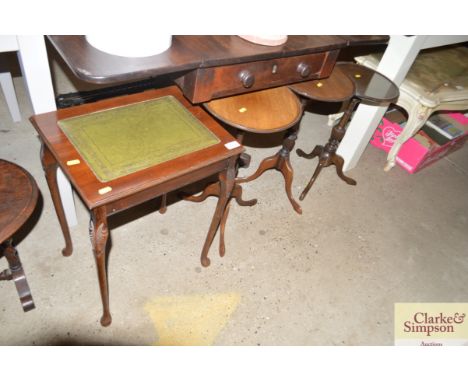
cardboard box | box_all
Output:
[370,111,468,173]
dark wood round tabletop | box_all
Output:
[337,62,399,104]
[289,65,355,103]
[0,160,39,243]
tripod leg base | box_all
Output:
[299,161,325,201]
[278,157,302,214]
[332,155,357,186]
[296,145,323,160]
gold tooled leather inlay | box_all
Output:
[58,96,220,182]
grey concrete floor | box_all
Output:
[1,54,467,346]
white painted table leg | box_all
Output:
[0,72,21,122]
[385,104,434,171]
[16,35,78,227]
[337,35,428,172]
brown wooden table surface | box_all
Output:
[0,160,38,243]
[48,35,389,85]
[0,160,38,313]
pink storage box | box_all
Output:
[370,113,468,174]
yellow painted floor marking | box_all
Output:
[145,292,241,345]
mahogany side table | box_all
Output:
[204,86,303,214]
[30,86,243,326]
[0,159,37,312]
[291,62,399,200]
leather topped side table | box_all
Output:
[30,86,244,326]
[0,159,37,312]
[291,62,399,200]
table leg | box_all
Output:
[183,182,220,203]
[17,35,78,227]
[200,157,236,267]
[0,72,21,122]
[219,202,231,257]
[159,193,168,214]
[1,240,35,312]
[182,130,255,208]
[40,143,73,257]
[298,150,325,201]
[384,104,432,171]
[183,181,256,207]
[297,99,358,200]
[89,206,111,327]
[237,123,302,214]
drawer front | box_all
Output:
[177,50,339,103]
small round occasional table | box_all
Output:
[0,159,38,312]
[204,86,304,214]
[290,62,399,200]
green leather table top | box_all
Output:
[58,96,220,182]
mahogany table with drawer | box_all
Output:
[48,35,389,103]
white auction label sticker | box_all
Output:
[66,159,80,166]
[98,186,112,195]
[225,141,241,150]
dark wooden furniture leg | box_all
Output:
[237,123,302,214]
[183,181,256,207]
[40,143,73,257]
[200,157,236,267]
[296,145,325,201]
[89,206,111,326]
[297,98,359,201]
[159,193,167,214]
[183,131,255,208]
[218,202,231,257]
[0,239,35,312]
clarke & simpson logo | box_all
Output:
[403,312,466,336]
[395,303,468,346]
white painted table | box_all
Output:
[337,35,468,172]
[0,35,77,226]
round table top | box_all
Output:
[337,62,399,104]
[0,160,39,243]
[204,86,302,134]
[289,65,355,103]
